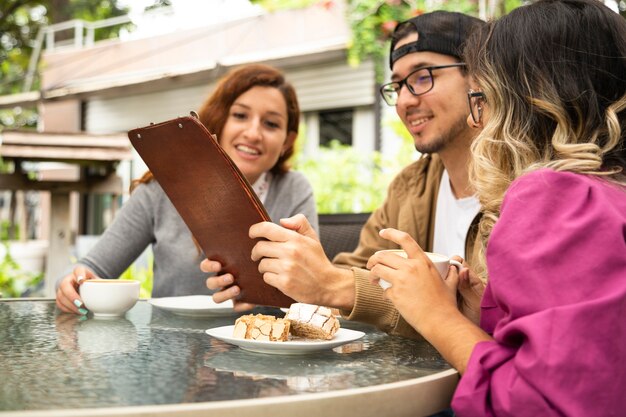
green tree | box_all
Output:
[250,0,317,10]
[346,0,528,81]
[0,241,43,297]
[293,128,417,214]
[0,0,131,129]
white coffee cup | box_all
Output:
[79,279,140,318]
[373,250,463,289]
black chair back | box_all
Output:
[318,213,371,261]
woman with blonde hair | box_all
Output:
[367,0,626,415]
[56,64,318,314]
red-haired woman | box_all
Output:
[56,64,317,314]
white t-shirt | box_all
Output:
[433,170,481,260]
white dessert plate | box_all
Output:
[205,325,365,355]
[148,295,235,317]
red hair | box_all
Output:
[131,64,300,191]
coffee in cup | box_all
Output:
[373,250,463,289]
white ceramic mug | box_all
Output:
[79,279,140,318]
[373,250,463,289]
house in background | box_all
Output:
[0,0,405,295]
[48,0,394,221]
[40,0,382,190]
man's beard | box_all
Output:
[413,116,468,154]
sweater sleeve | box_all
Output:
[78,183,157,280]
[337,211,423,339]
[452,169,626,417]
[336,161,433,340]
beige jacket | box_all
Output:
[335,154,481,340]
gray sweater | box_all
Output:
[73,171,318,297]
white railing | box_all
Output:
[42,14,133,51]
[23,7,176,93]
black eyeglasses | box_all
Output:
[379,63,466,106]
[467,89,486,125]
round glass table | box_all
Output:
[0,299,458,417]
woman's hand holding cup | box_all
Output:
[55,266,98,315]
[366,228,462,334]
[373,249,462,289]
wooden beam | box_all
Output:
[0,144,131,162]
[1,131,130,148]
[0,173,124,194]
[0,91,40,108]
[44,192,71,297]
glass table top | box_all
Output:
[0,299,453,413]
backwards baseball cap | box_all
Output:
[390,11,484,69]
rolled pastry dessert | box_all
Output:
[285,303,340,340]
[233,314,291,342]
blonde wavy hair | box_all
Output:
[463,0,626,280]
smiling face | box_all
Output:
[392,35,474,155]
[219,86,295,184]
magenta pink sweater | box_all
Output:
[452,169,626,416]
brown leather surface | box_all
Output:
[128,115,295,307]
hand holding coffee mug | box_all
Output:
[374,249,463,289]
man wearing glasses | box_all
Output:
[205,11,486,341]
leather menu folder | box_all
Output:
[128,115,295,308]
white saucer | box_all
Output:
[206,325,365,355]
[148,295,235,317]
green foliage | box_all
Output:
[0,215,43,298]
[250,0,318,12]
[119,253,154,298]
[63,0,130,42]
[0,241,43,298]
[295,141,387,213]
[294,135,417,214]
[0,0,130,128]
[290,109,417,214]
[347,0,415,82]
[0,157,10,174]
[1,220,17,241]
[0,107,38,129]
[504,0,525,14]
[144,0,172,13]
[0,3,44,98]
[346,0,527,82]
[386,115,419,163]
